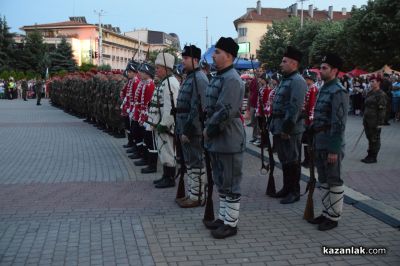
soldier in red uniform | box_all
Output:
[301,69,319,168]
[254,72,272,146]
[132,63,157,169]
[121,61,140,152]
[125,62,142,158]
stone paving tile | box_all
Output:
[0,99,399,266]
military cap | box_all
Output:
[199,59,209,69]
[139,62,155,78]
[283,46,302,62]
[181,45,201,60]
[126,60,140,72]
[321,53,343,70]
[303,69,317,82]
[368,74,382,82]
[215,37,239,58]
[155,52,175,70]
[173,64,184,77]
[271,72,282,82]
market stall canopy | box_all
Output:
[347,68,368,77]
[202,45,260,70]
[360,65,400,77]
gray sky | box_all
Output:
[1,0,368,52]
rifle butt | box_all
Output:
[203,180,215,222]
[203,198,215,222]
[175,174,186,200]
[266,174,276,196]
[303,188,315,221]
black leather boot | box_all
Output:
[142,152,157,174]
[271,164,290,198]
[155,166,175,188]
[280,163,300,204]
[361,151,377,163]
[123,134,134,148]
[152,165,166,184]
[134,148,148,166]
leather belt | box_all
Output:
[176,108,190,114]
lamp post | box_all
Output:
[94,9,105,65]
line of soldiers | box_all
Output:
[49,70,127,138]
[48,40,349,237]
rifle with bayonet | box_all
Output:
[250,55,276,196]
[161,52,186,200]
[189,46,214,221]
[303,131,316,221]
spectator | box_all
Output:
[392,76,400,122]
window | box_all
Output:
[238,28,247,37]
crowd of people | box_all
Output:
[244,64,399,166]
[0,77,46,105]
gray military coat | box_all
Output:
[312,78,349,153]
[204,65,246,153]
[176,69,209,136]
[270,71,307,136]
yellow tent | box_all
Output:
[360,65,400,77]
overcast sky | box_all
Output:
[2,0,368,52]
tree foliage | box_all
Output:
[257,17,299,70]
[0,16,15,71]
[257,0,400,71]
[342,0,400,70]
[49,37,76,73]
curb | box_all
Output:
[245,147,400,229]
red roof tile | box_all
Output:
[22,21,94,29]
[234,8,351,29]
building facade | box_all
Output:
[234,1,351,60]
[125,29,181,53]
[20,17,150,70]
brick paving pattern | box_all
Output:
[0,99,399,266]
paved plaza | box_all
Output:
[0,99,399,266]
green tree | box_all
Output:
[343,0,400,70]
[79,63,97,72]
[292,20,321,67]
[24,30,47,74]
[97,64,111,71]
[49,37,76,73]
[309,21,347,69]
[0,16,16,71]
[256,17,300,69]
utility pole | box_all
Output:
[205,16,209,50]
[298,0,308,28]
[94,9,105,65]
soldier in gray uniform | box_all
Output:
[361,75,387,163]
[309,53,349,231]
[202,37,245,239]
[175,45,209,208]
[269,46,307,204]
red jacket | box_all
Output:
[138,79,155,125]
[256,86,271,117]
[265,87,277,116]
[303,84,319,126]
[248,78,258,108]
[121,75,140,116]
